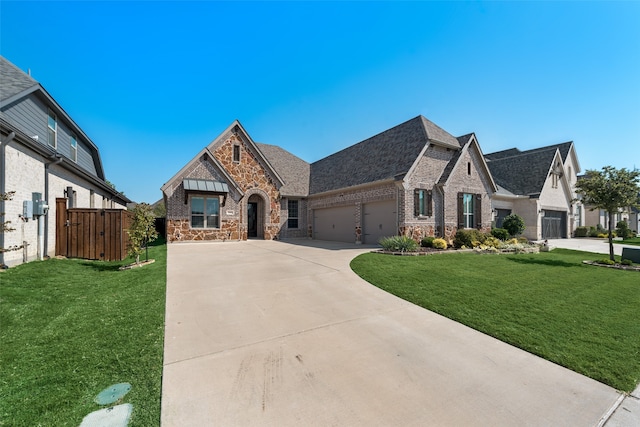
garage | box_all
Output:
[542,210,567,239]
[362,200,397,245]
[313,205,356,243]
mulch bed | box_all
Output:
[582,261,640,272]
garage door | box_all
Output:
[313,206,356,243]
[542,210,567,239]
[363,200,397,245]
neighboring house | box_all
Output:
[484,142,582,240]
[162,115,497,244]
[0,56,129,267]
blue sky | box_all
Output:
[2,1,639,203]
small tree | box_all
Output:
[502,214,525,237]
[575,166,640,261]
[126,203,158,264]
[616,220,633,240]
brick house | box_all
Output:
[485,142,582,240]
[162,115,497,244]
[0,56,129,267]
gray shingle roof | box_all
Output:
[309,115,460,194]
[0,56,38,103]
[485,147,558,196]
[257,143,310,197]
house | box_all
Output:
[161,115,497,244]
[484,142,582,240]
[0,56,129,267]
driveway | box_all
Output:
[545,237,637,256]
[161,239,620,426]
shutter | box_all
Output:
[414,189,420,217]
[457,192,464,228]
[475,193,483,229]
[427,190,433,217]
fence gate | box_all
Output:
[56,198,131,261]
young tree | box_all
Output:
[502,214,525,237]
[575,166,640,261]
[126,203,158,264]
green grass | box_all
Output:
[0,240,166,426]
[351,249,640,392]
[616,237,640,246]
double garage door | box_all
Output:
[313,200,396,245]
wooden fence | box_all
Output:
[56,198,132,261]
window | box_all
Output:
[48,110,57,148]
[70,135,78,162]
[287,199,299,228]
[414,189,432,217]
[233,145,240,162]
[458,192,481,229]
[90,190,95,208]
[191,196,220,228]
[467,162,471,176]
[576,205,582,226]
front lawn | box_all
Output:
[616,237,640,246]
[351,249,640,392]
[0,240,166,426]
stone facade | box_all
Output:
[164,130,282,242]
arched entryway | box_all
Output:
[247,194,265,239]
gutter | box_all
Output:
[0,131,16,266]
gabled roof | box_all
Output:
[436,133,497,192]
[485,147,558,196]
[0,57,38,103]
[309,115,460,195]
[257,143,309,197]
[0,56,106,180]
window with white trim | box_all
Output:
[287,199,299,228]
[191,196,220,228]
[48,110,57,148]
[462,193,474,228]
[70,135,78,162]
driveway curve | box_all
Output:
[161,240,620,426]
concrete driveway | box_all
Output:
[161,239,621,426]
[545,238,637,256]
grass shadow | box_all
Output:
[79,261,125,272]
[506,256,577,268]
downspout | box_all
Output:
[0,131,16,266]
[43,154,63,258]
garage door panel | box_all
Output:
[542,210,567,239]
[363,200,397,245]
[314,206,356,243]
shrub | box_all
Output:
[432,238,447,250]
[597,233,608,239]
[616,221,633,240]
[483,236,502,248]
[517,237,529,244]
[621,259,633,266]
[588,226,598,237]
[453,229,486,248]
[421,236,435,248]
[574,226,589,237]
[596,258,615,265]
[506,238,519,245]
[491,228,510,241]
[502,214,525,236]
[379,235,419,252]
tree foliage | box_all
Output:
[126,203,158,264]
[575,166,640,260]
[502,214,525,237]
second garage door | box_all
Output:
[363,200,397,245]
[313,206,356,243]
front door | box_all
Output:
[248,202,258,238]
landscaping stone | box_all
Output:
[79,404,132,427]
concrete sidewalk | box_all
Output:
[161,239,622,426]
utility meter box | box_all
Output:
[32,192,48,216]
[23,200,33,219]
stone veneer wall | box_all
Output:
[165,132,282,242]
